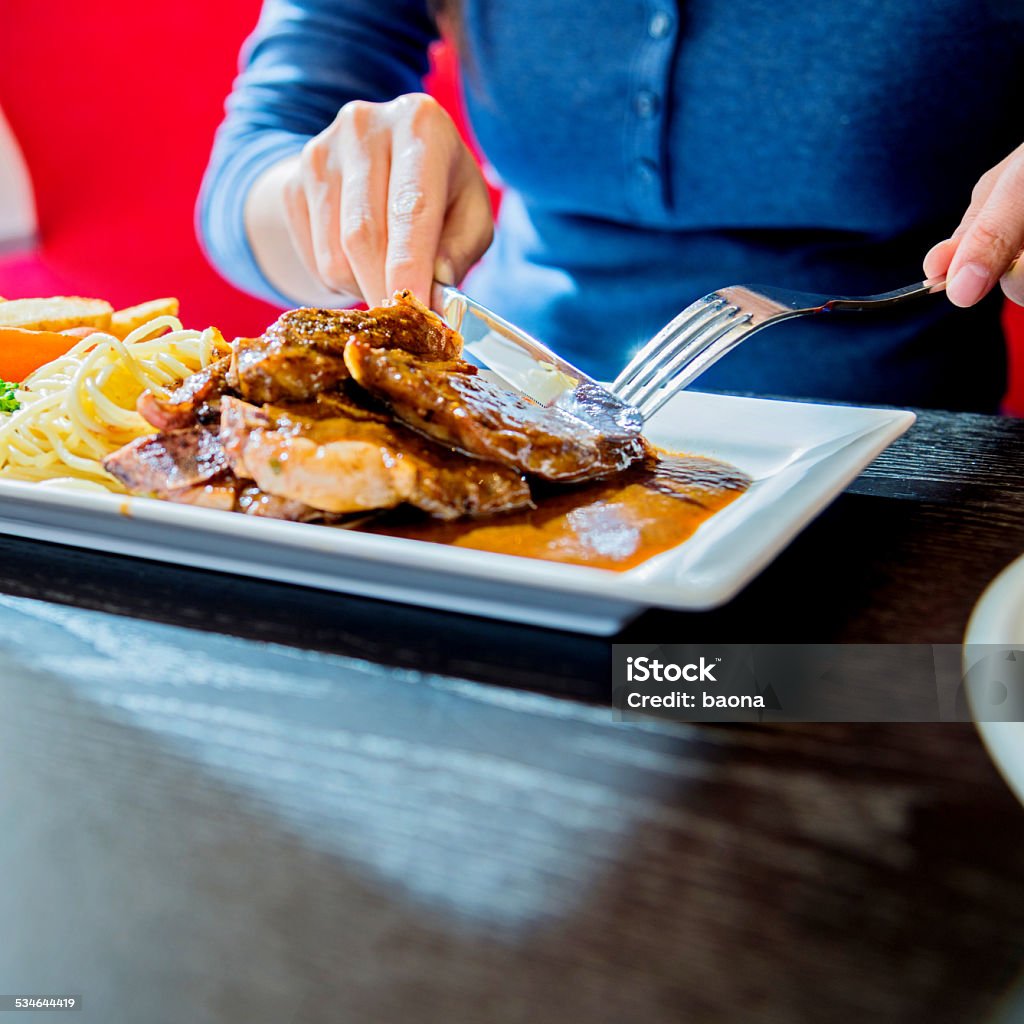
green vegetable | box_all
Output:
[0,379,21,414]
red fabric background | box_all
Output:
[1004,306,1024,415]
[1,3,1021,409]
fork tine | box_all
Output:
[616,304,738,403]
[636,317,753,420]
[612,296,725,397]
[625,306,746,408]
[632,312,753,416]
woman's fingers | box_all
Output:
[1000,254,1024,306]
[941,147,1024,307]
[922,163,1006,281]
[282,93,493,306]
[922,237,958,280]
[384,97,451,303]
[281,162,321,284]
[430,181,495,313]
[949,157,1008,244]
[338,105,390,306]
[248,151,363,307]
[436,169,495,285]
[299,136,356,296]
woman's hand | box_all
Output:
[247,93,494,309]
[924,140,1024,308]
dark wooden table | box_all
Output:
[2,408,1024,1024]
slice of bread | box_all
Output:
[0,297,114,332]
[110,297,180,339]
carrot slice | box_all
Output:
[0,327,82,382]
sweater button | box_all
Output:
[635,90,660,118]
[648,11,674,39]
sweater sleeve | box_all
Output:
[197,0,439,306]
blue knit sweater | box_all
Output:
[199,0,1024,410]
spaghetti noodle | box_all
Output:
[0,317,223,490]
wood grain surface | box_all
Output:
[1,408,1023,1024]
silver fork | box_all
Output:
[612,276,948,420]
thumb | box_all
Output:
[435,183,495,289]
[923,237,958,280]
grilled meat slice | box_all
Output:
[167,478,347,521]
[220,395,531,519]
[230,291,460,405]
[103,425,228,493]
[162,480,239,511]
[102,427,346,522]
[231,332,350,405]
[353,290,462,360]
[343,340,647,482]
[235,484,344,522]
[137,356,232,431]
[275,382,391,424]
[132,473,344,521]
[235,485,369,523]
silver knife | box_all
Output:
[435,283,644,441]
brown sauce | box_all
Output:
[365,452,751,571]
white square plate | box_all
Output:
[0,391,914,635]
